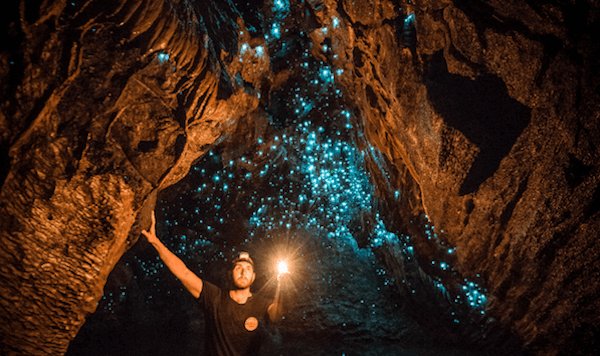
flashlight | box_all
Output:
[277,260,289,277]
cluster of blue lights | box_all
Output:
[332,16,340,29]
[246,120,374,245]
[462,280,487,311]
[272,0,290,14]
[318,66,335,84]
[265,0,290,43]
[238,42,266,62]
[157,51,170,64]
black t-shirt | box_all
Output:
[198,281,271,356]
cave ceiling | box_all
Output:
[1,0,599,355]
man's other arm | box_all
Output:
[267,279,283,322]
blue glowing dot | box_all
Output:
[332,17,340,28]
[157,52,170,63]
[255,46,264,56]
[271,23,281,39]
[319,67,334,84]
[273,0,289,12]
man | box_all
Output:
[142,211,283,356]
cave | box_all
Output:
[1,0,599,355]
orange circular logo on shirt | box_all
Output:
[244,317,258,331]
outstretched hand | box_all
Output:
[141,210,159,244]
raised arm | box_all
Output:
[141,211,203,298]
[267,278,284,322]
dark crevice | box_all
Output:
[216,70,234,100]
[0,143,9,188]
[584,185,600,220]
[365,85,379,109]
[564,153,592,189]
[174,93,188,129]
[353,48,365,76]
[137,140,158,153]
[424,51,531,195]
[23,0,43,24]
[174,134,186,158]
[500,176,529,228]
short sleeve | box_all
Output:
[198,280,221,309]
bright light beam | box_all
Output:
[277,260,289,276]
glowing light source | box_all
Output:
[157,51,170,63]
[271,23,281,39]
[277,260,289,276]
[332,17,340,28]
[255,46,265,57]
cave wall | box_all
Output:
[1,0,599,354]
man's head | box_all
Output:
[231,252,256,290]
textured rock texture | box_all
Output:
[1,0,598,354]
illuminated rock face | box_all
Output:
[1,0,598,355]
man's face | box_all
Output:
[232,261,255,289]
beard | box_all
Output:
[233,276,252,289]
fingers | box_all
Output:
[141,229,156,244]
[150,210,156,234]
